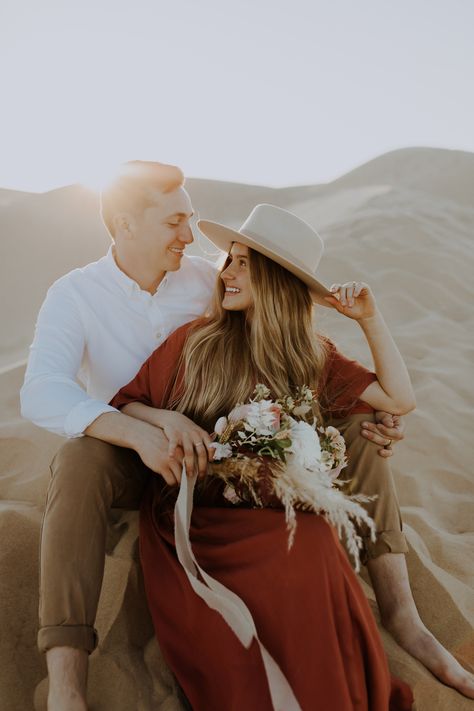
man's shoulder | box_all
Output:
[47,254,108,295]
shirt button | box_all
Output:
[155,331,162,339]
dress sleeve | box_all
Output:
[109,358,153,410]
[110,320,200,410]
[319,339,377,419]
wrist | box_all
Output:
[149,408,168,428]
[126,418,157,452]
[121,403,165,429]
[357,308,383,328]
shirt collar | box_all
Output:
[104,246,168,297]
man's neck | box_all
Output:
[112,247,166,295]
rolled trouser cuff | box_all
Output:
[38,624,98,654]
[360,529,409,566]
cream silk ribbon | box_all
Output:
[174,467,303,711]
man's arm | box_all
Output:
[20,282,118,437]
[84,411,184,484]
[20,282,185,482]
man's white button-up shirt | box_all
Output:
[20,248,218,437]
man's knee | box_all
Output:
[330,415,391,480]
[50,437,128,498]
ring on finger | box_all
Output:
[194,442,205,448]
[383,439,393,450]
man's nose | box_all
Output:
[179,224,194,244]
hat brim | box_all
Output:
[197,219,333,305]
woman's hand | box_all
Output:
[156,410,213,478]
[323,281,377,321]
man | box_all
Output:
[21,161,473,709]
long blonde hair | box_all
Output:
[171,248,329,429]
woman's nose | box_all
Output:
[221,263,236,279]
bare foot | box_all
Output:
[46,647,88,711]
[383,610,474,699]
[367,553,474,699]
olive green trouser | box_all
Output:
[37,414,408,654]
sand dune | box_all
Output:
[1,147,473,710]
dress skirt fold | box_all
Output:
[139,479,413,711]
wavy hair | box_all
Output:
[171,248,329,430]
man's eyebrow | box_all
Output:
[165,211,194,219]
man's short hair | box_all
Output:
[100,160,184,238]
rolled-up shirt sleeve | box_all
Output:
[20,283,117,437]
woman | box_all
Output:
[111,204,414,710]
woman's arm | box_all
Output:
[121,402,166,428]
[324,282,416,415]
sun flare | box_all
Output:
[78,161,125,192]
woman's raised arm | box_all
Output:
[324,281,416,415]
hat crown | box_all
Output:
[238,204,323,273]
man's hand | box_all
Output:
[134,425,185,485]
[120,404,213,478]
[154,410,213,478]
[85,411,187,485]
[360,411,405,458]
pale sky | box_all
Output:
[1,0,473,192]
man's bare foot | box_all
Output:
[46,647,88,711]
[382,608,474,699]
[367,552,474,699]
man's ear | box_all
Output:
[113,212,134,240]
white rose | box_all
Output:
[287,419,322,470]
[214,416,229,436]
[209,442,233,460]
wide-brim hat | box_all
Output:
[197,204,331,303]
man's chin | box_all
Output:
[165,257,184,272]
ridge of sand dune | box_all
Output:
[1,147,473,710]
[327,146,474,206]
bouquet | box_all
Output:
[209,384,375,570]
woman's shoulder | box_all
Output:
[316,334,338,363]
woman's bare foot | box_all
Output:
[382,608,474,698]
[367,552,474,699]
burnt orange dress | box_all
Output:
[111,321,413,711]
